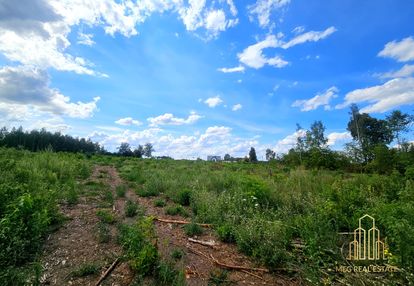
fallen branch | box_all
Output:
[188,238,217,248]
[155,218,212,227]
[241,269,267,281]
[95,258,120,286]
[186,245,210,260]
[210,254,270,273]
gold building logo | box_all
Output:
[347,214,386,261]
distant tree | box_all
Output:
[117,142,133,156]
[305,120,328,150]
[133,145,144,158]
[386,110,413,147]
[143,143,154,158]
[295,123,306,163]
[347,106,393,162]
[224,153,231,161]
[249,147,258,162]
[265,149,276,161]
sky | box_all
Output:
[0,0,414,159]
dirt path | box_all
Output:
[40,165,298,285]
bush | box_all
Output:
[154,199,166,207]
[165,205,189,217]
[175,189,191,206]
[116,185,127,197]
[96,209,116,224]
[125,200,139,217]
[183,222,203,237]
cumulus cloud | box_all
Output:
[378,37,414,62]
[248,0,290,28]
[147,111,203,126]
[292,86,338,111]
[335,77,414,113]
[115,117,142,126]
[0,66,100,118]
[232,103,242,111]
[273,129,306,154]
[379,64,414,79]
[327,132,352,146]
[204,96,223,107]
[217,65,245,73]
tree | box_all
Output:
[249,147,258,162]
[133,145,144,158]
[386,110,413,147]
[143,143,154,158]
[224,153,231,161]
[347,105,393,162]
[265,149,276,161]
[117,142,133,156]
[295,123,306,163]
[305,120,328,150]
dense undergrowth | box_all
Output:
[115,156,414,285]
[0,148,91,285]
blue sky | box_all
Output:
[0,0,414,159]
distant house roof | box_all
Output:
[207,155,222,161]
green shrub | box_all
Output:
[175,189,191,206]
[125,200,139,217]
[216,224,236,243]
[154,198,166,207]
[96,221,110,243]
[155,261,185,286]
[171,249,184,260]
[165,205,189,217]
[116,185,127,197]
[183,222,203,237]
[96,209,116,224]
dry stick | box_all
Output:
[188,238,217,248]
[155,218,212,227]
[186,245,211,260]
[95,258,120,286]
[241,269,267,281]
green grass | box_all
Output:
[125,200,139,217]
[71,262,100,277]
[171,249,184,260]
[165,205,189,217]
[154,198,166,207]
[96,221,110,243]
[183,222,203,237]
[96,209,116,224]
[116,184,127,197]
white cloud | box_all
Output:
[237,27,335,69]
[281,26,337,49]
[204,96,223,107]
[379,64,414,79]
[292,25,305,34]
[292,86,338,111]
[378,37,414,62]
[232,103,242,111]
[217,65,245,73]
[77,31,95,46]
[248,0,290,28]
[273,129,306,154]
[327,132,352,146]
[336,77,414,113]
[0,66,100,118]
[115,117,142,126]
[237,35,288,69]
[147,111,203,126]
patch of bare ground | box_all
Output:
[40,165,299,285]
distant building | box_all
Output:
[207,155,222,162]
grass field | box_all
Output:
[1,147,413,285]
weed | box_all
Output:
[175,189,191,206]
[183,222,203,237]
[154,198,166,207]
[96,209,116,224]
[116,185,127,197]
[165,205,189,217]
[125,200,138,217]
[71,263,100,277]
[155,261,185,286]
[208,269,233,285]
[96,221,110,243]
[171,249,184,260]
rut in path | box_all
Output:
[40,165,298,286]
